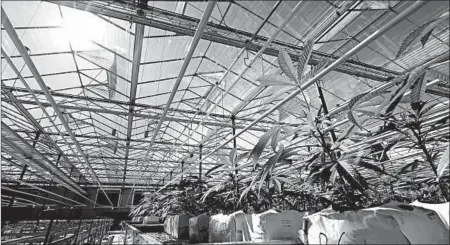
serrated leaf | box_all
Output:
[307,110,315,128]
[336,161,367,192]
[274,176,293,185]
[249,126,279,167]
[337,124,357,142]
[410,72,427,103]
[397,22,429,58]
[436,144,449,179]
[427,69,450,83]
[256,74,295,86]
[355,108,378,117]
[349,92,369,109]
[347,110,363,129]
[420,28,434,47]
[419,102,438,117]
[397,12,449,58]
[229,148,237,164]
[271,127,281,151]
[281,125,294,136]
[264,86,296,104]
[278,109,290,122]
[358,161,389,176]
[278,50,297,83]
[258,144,284,193]
[398,160,420,175]
[205,164,225,177]
[297,39,315,85]
[329,165,338,185]
[219,155,233,167]
[272,177,282,192]
[235,162,253,171]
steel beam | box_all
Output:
[1,122,86,195]
[2,8,113,206]
[1,81,86,182]
[158,0,428,191]
[12,129,251,151]
[2,85,295,126]
[50,1,399,82]
[145,0,217,159]
[123,23,145,186]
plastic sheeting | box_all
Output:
[142,215,159,224]
[410,201,449,229]
[303,202,449,244]
[209,210,250,242]
[189,213,209,243]
[163,214,192,239]
[243,210,305,242]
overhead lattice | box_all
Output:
[1,1,449,194]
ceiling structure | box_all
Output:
[1,0,449,202]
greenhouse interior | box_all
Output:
[1,0,449,244]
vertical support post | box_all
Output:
[43,219,54,245]
[87,219,93,243]
[231,115,239,197]
[73,215,83,244]
[181,160,184,181]
[316,82,337,142]
[8,131,41,208]
[123,224,128,245]
[169,171,173,190]
[199,144,203,186]
[91,220,98,244]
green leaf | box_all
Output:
[384,66,427,115]
[235,162,253,171]
[337,124,357,142]
[410,72,427,103]
[229,148,237,164]
[397,160,420,176]
[347,110,364,129]
[272,177,282,192]
[256,74,296,86]
[275,176,293,185]
[303,57,329,81]
[329,165,338,185]
[278,49,297,82]
[249,126,279,167]
[358,161,390,176]
[436,144,449,179]
[271,127,281,151]
[281,125,294,136]
[258,144,284,193]
[348,92,369,109]
[278,109,290,122]
[336,160,367,192]
[297,39,315,85]
[205,164,225,177]
[427,69,450,83]
[420,28,434,47]
[264,86,296,104]
[307,110,315,128]
[419,102,438,117]
[396,12,449,58]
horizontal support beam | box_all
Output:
[13,129,252,150]
[2,97,278,131]
[51,1,399,82]
[2,86,293,126]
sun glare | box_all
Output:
[59,9,106,50]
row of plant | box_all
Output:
[131,13,449,218]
